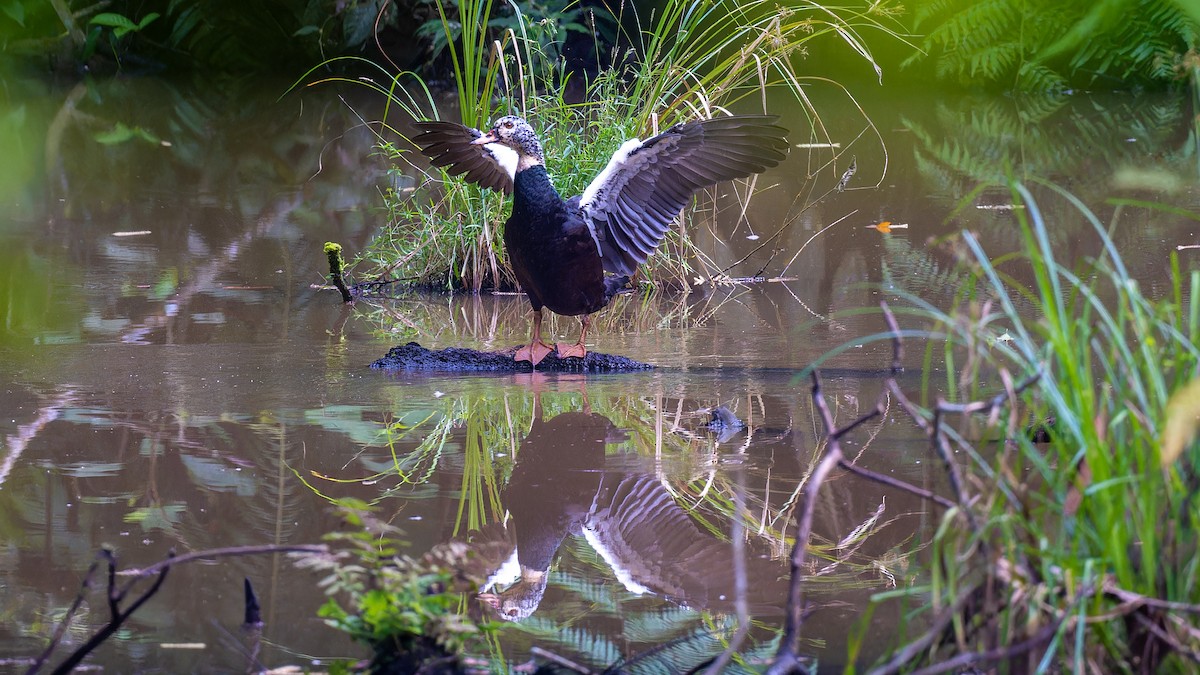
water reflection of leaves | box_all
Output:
[123,503,187,532]
[59,462,124,478]
[905,94,1189,204]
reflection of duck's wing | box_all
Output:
[584,475,786,614]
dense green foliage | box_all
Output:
[8,0,1199,93]
[1,0,612,75]
[906,0,1199,91]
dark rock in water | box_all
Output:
[370,342,655,373]
[702,405,746,443]
[703,405,745,430]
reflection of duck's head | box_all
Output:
[478,568,548,621]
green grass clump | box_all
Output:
[342,0,904,292]
[856,183,1200,669]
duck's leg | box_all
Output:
[516,309,555,366]
[556,314,591,360]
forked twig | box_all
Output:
[30,544,328,674]
[771,372,883,673]
[26,556,103,675]
[40,550,173,675]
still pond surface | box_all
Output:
[0,69,1196,672]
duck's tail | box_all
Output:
[603,274,632,302]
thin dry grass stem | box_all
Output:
[866,590,976,675]
[905,612,1066,675]
[1105,582,1200,615]
[528,646,596,674]
[779,209,856,276]
[703,468,752,674]
[1132,613,1200,665]
[836,460,955,510]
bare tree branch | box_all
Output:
[26,555,103,675]
[31,544,327,674]
[48,551,173,675]
[116,544,329,577]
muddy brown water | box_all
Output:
[0,71,1196,672]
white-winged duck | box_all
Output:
[413,115,789,366]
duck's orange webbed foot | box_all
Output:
[555,314,591,360]
[555,342,587,360]
[515,341,555,366]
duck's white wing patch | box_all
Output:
[582,525,651,595]
[578,116,790,277]
[581,138,644,207]
[411,121,515,194]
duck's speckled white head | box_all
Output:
[472,116,544,171]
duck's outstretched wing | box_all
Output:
[578,115,789,277]
[411,121,516,194]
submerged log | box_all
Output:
[370,342,655,373]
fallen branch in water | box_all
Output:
[116,543,329,577]
[324,241,354,303]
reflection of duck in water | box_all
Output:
[479,406,620,619]
[479,403,786,621]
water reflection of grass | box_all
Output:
[358,284,708,347]
[298,380,923,671]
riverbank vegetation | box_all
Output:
[835,184,1200,670]
[7,0,1199,672]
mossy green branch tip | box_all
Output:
[324,241,353,303]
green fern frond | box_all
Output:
[1016,62,1067,93]
[908,0,1198,90]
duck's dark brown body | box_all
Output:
[505,166,622,318]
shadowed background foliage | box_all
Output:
[2,0,1197,92]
